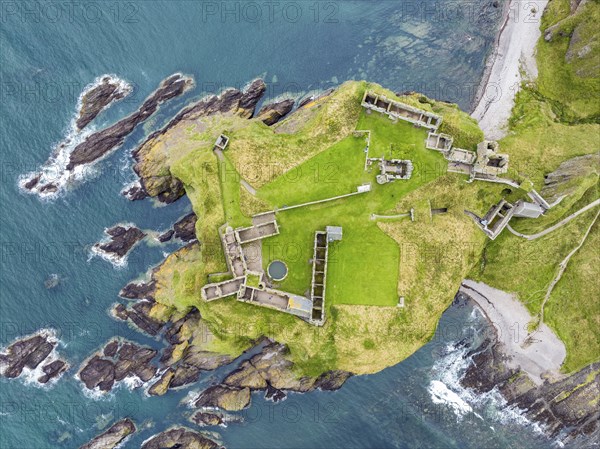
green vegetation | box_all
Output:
[148,81,495,375]
[145,1,599,376]
[471,0,600,373]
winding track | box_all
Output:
[507,199,600,240]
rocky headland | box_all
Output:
[130,78,271,203]
[0,331,68,384]
[458,287,599,445]
[187,342,351,413]
[79,418,136,449]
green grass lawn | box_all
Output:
[258,135,370,207]
[256,110,448,307]
[262,197,400,306]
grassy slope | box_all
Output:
[471,0,600,373]
[150,81,493,375]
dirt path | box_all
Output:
[540,209,599,323]
[214,147,257,196]
[507,199,600,240]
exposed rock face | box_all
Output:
[38,360,68,384]
[119,280,156,301]
[79,418,136,449]
[314,370,353,391]
[94,225,146,259]
[257,98,295,125]
[78,339,157,392]
[224,343,318,392]
[76,76,132,130]
[141,427,221,449]
[112,300,165,336]
[131,79,267,203]
[66,74,193,170]
[461,326,600,444]
[0,331,67,383]
[158,229,175,242]
[541,153,600,203]
[122,182,148,201]
[194,384,251,411]
[218,342,350,406]
[146,310,233,394]
[148,368,175,396]
[191,411,225,427]
[173,212,198,242]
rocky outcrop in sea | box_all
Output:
[79,418,136,449]
[141,427,222,449]
[21,73,193,197]
[78,339,157,392]
[157,212,198,243]
[76,75,132,130]
[93,224,146,262]
[67,74,193,170]
[0,330,68,384]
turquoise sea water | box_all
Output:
[0,1,558,448]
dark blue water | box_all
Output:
[0,1,556,448]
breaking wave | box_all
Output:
[18,75,131,200]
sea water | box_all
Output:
[0,1,556,447]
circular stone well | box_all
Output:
[267,260,288,281]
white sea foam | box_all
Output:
[427,317,544,434]
[18,74,132,200]
[77,74,132,121]
[88,222,144,269]
[428,380,477,419]
[89,245,128,269]
[1,328,68,388]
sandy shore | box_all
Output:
[460,279,565,385]
[471,0,549,139]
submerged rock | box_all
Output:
[94,225,146,259]
[44,273,60,289]
[141,427,221,449]
[79,418,136,449]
